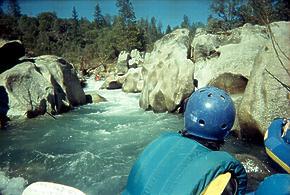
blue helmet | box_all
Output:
[184,86,235,141]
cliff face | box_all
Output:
[139,22,290,140]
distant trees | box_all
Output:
[7,0,21,17]
[208,0,290,32]
[116,0,136,25]
[94,3,106,29]
[0,0,4,14]
[165,25,172,34]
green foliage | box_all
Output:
[208,0,290,33]
[181,15,190,29]
[165,25,172,34]
[94,3,106,29]
[0,0,168,70]
[116,0,136,25]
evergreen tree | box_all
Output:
[165,25,172,34]
[94,3,106,29]
[209,0,244,31]
[273,0,290,21]
[116,0,136,25]
[0,0,4,15]
[71,6,80,40]
[7,0,21,17]
[181,15,190,29]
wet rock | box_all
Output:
[0,40,25,73]
[235,154,272,192]
[139,29,195,112]
[0,55,86,118]
[85,92,107,104]
[101,73,125,90]
[122,67,143,93]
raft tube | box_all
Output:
[22,182,86,195]
[247,174,290,195]
[264,118,290,173]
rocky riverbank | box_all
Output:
[0,40,87,119]
[102,21,290,142]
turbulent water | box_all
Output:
[0,78,271,195]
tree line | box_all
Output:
[0,0,289,70]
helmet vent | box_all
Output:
[208,93,213,97]
[220,95,225,100]
[221,124,227,129]
[199,119,205,127]
[199,89,205,93]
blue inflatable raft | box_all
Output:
[264,118,290,173]
[247,174,290,195]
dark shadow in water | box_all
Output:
[0,86,10,129]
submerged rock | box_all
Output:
[139,29,195,112]
[235,154,272,192]
[0,55,86,118]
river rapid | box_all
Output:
[0,78,272,195]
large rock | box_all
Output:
[0,55,86,118]
[116,51,130,75]
[122,67,143,93]
[238,22,290,139]
[139,29,195,112]
[101,73,125,90]
[191,22,290,140]
[0,40,25,73]
[128,49,144,68]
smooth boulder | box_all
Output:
[0,55,86,118]
[122,67,143,93]
[139,29,195,112]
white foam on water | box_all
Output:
[0,170,28,195]
[83,77,104,93]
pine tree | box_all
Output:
[94,3,106,29]
[71,6,80,39]
[0,0,4,15]
[8,0,21,17]
[181,15,190,29]
[165,25,172,34]
[116,0,136,25]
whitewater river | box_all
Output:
[0,78,272,195]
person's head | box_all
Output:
[183,86,236,149]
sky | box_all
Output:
[16,0,212,29]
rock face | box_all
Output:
[116,51,130,75]
[128,49,144,68]
[122,67,143,93]
[0,55,86,118]
[238,22,290,139]
[191,22,290,140]
[0,40,25,73]
[139,29,195,112]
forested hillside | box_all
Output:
[0,0,289,70]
